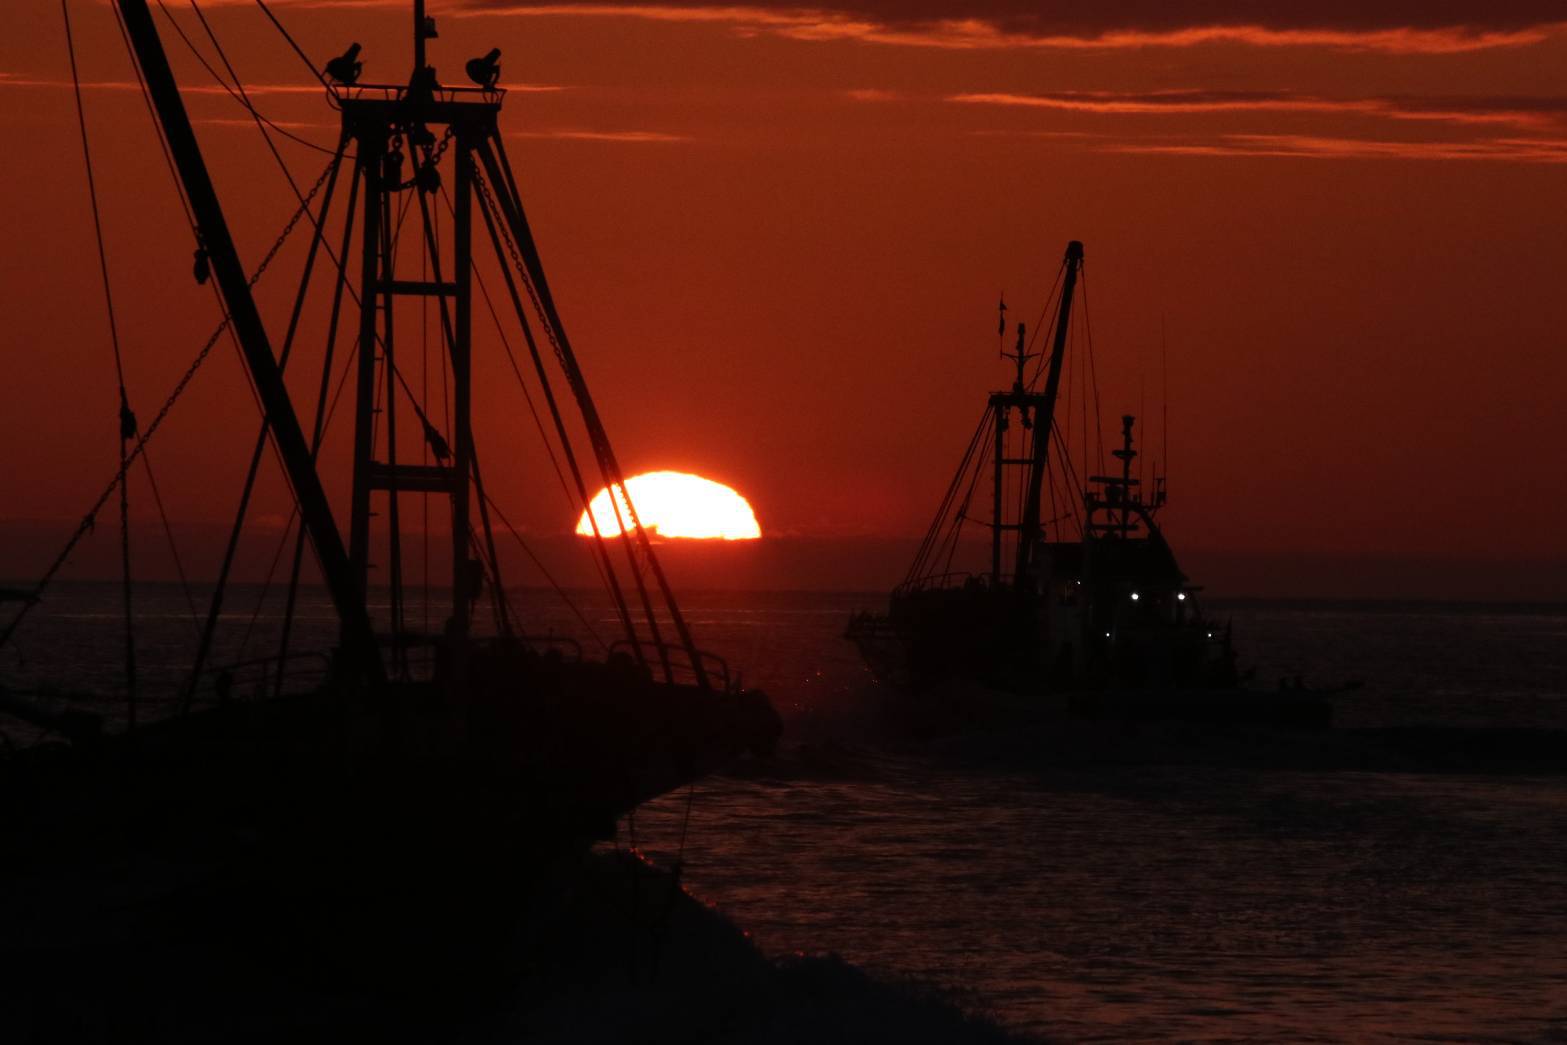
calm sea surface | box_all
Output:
[5,584,1567,1041]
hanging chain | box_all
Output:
[385,125,454,192]
[250,159,336,286]
[423,126,456,171]
[471,163,579,391]
[0,157,338,654]
[472,162,645,563]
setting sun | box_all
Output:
[576,471,762,540]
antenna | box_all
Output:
[1160,314,1170,495]
[1002,320,1035,396]
[413,0,437,76]
[1139,360,1146,496]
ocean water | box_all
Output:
[4,583,1567,1040]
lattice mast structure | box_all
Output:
[990,241,1083,587]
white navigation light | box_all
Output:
[1130,592,1140,601]
[1177,592,1187,601]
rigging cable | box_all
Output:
[1161,316,1170,497]
[453,185,615,614]
[1023,264,1066,385]
[471,168,646,660]
[158,0,390,692]
[512,143,708,683]
[110,2,194,228]
[106,3,220,636]
[918,406,991,583]
[252,0,329,89]
[0,159,336,656]
[1050,422,1087,538]
[1076,267,1105,474]
[422,186,433,637]
[181,0,419,435]
[464,455,522,637]
[63,0,139,726]
[476,141,686,683]
[937,424,993,579]
[409,185,500,639]
[182,140,347,713]
[481,493,609,652]
[905,405,991,586]
[275,172,362,697]
[381,182,407,664]
[235,509,298,666]
[156,0,338,157]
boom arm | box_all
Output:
[1014,240,1083,586]
[116,0,383,683]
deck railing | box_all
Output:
[607,639,735,692]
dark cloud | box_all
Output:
[463,1,1567,36]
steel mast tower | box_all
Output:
[336,1,499,665]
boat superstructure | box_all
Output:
[850,241,1326,725]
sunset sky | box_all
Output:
[2,1,1565,594]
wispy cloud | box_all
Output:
[194,116,332,130]
[460,3,1565,54]
[166,1,1567,54]
[506,128,690,142]
[1106,132,1567,163]
[0,74,565,96]
[0,75,324,96]
[950,90,1567,132]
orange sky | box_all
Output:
[2,1,1566,592]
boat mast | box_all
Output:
[1014,240,1082,587]
[413,0,428,74]
[340,0,496,665]
[114,0,383,684]
[991,321,1034,584]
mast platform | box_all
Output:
[334,83,503,127]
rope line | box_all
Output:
[253,0,329,89]
[474,144,705,685]
[0,158,336,654]
[905,404,991,586]
[138,454,202,635]
[481,494,610,653]
[471,161,646,661]
[450,183,613,617]
[156,0,338,157]
[63,0,140,723]
[110,0,195,231]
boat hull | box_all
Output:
[2,648,782,869]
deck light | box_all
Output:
[466,48,502,89]
[324,43,363,85]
